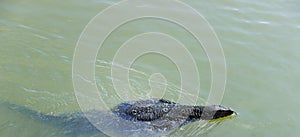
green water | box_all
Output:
[1,0,300,136]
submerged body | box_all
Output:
[3,98,235,137]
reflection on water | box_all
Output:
[1,0,300,136]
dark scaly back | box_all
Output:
[112,98,177,121]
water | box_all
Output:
[1,0,300,136]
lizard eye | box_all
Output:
[131,109,137,115]
[162,108,169,112]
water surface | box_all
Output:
[1,0,300,136]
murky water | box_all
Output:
[1,0,300,136]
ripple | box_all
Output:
[95,60,207,105]
[21,87,56,97]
